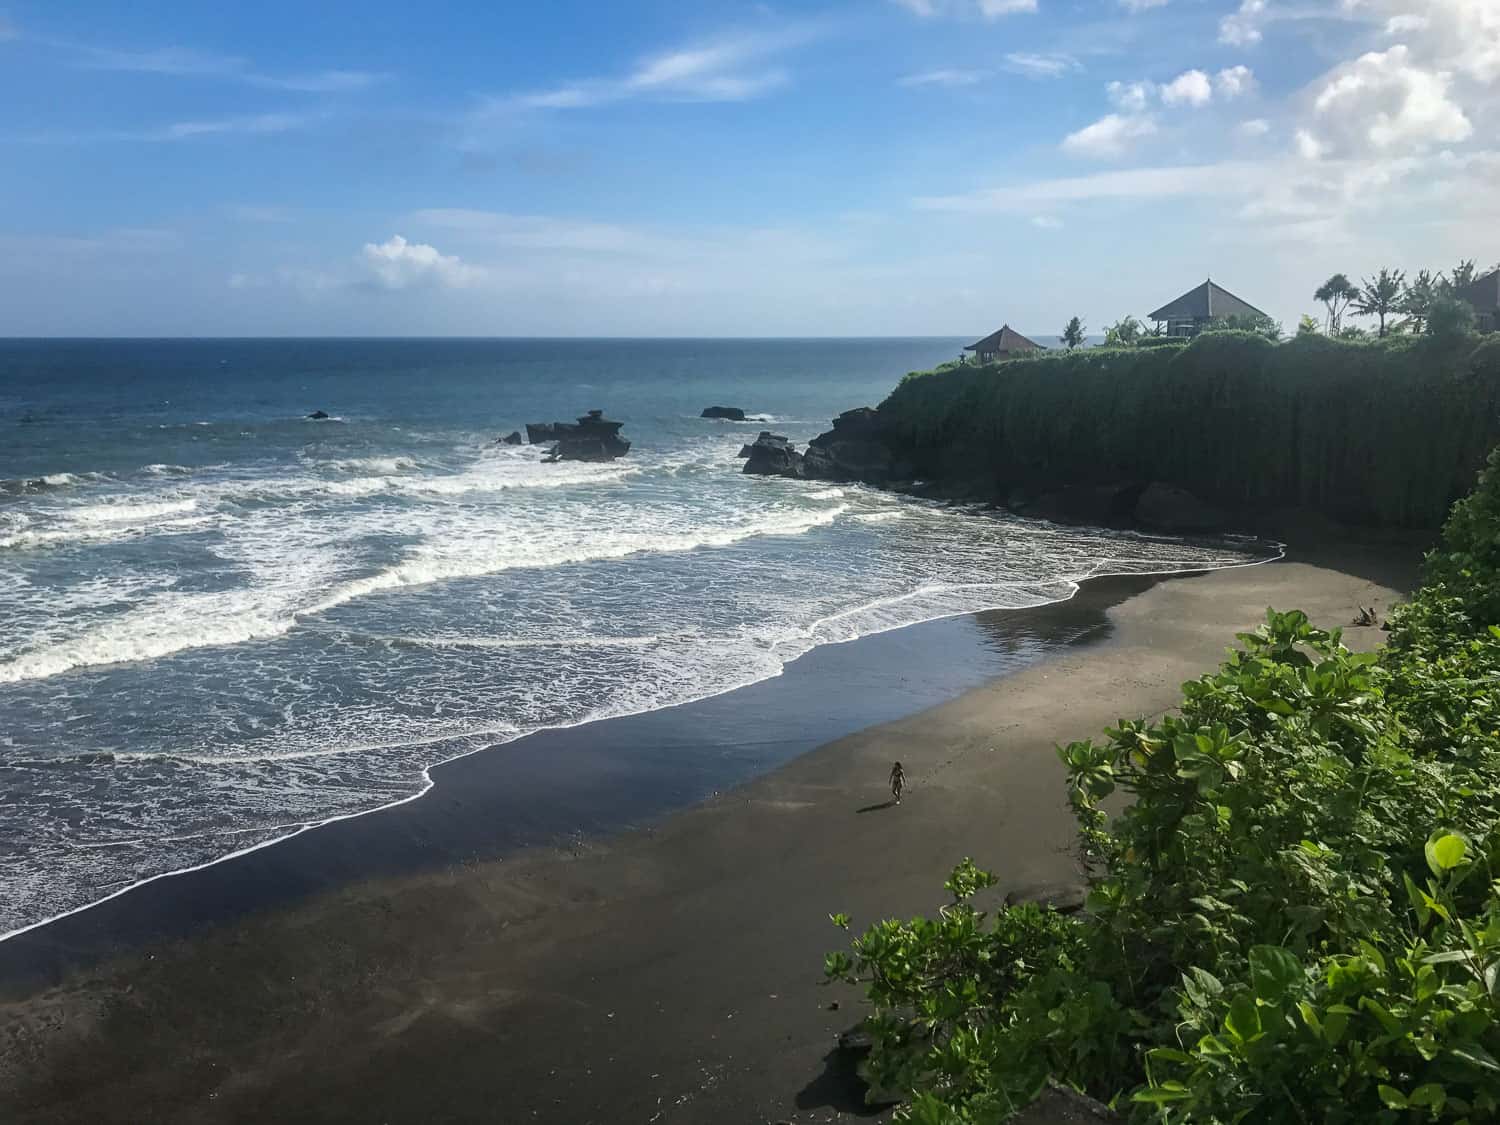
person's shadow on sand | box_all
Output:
[795,1044,886,1116]
[855,799,899,814]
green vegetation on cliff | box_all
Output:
[826,450,1500,1123]
[878,332,1500,528]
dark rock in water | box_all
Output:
[701,406,747,421]
[536,409,632,462]
[737,444,754,458]
[1012,1081,1122,1124]
[742,431,804,477]
[1135,482,1226,532]
[1004,882,1088,915]
[307,410,330,420]
[499,431,523,445]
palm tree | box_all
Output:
[1399,270,1441,334]
[1352,268,1405,337]
[1314,274,1359,334]
[1062,316,1086,350]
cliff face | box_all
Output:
[814,332,1500,532]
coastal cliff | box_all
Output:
[782,331,1500,531]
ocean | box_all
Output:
[0,338,1268,940]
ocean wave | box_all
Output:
[0,471,111,497]
[142,463,193,476]
[70,498,199,524]
[0,515,214,552]
[321,456,420,474]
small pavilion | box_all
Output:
[964,325,1044,363]
[1147,279,1268,338]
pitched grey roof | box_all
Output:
[1459,269,1500,312]
[965,324,1044,353]
[1148,280,1268,323]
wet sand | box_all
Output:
[0,541,1415,1124]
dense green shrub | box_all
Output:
[826,455,1500,1122]
[877,333,1499,528]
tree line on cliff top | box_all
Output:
[1055,259,1496,350]
[826,446,1500,1123]
[877,329,1500,529]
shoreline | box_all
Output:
[0,541,1280,967]
[0,538,1418,1124]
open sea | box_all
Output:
[0,338,1269,939]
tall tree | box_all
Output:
[1314,273,1359,333]
[1428,294,1477,340]
[1062,316,1086,350]
[1400,270,1441,334]
[1352,268,1405,337]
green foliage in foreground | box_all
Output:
[825,456,1500,1122]
[879,331,1500,528]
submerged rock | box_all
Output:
[536,409,632,462]
[742,431,804,477]
[307,410,330,420]
[701,405,747,421]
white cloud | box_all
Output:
[1107,80,1154,111]
[1030,215,1064,228]
[501,30,808,110]
[1004,52,1081,78]
[1160,69,1214,106]
[1119,0,1169,9]
[1294,128,1326,159]
[359,235,485,289]
[1363,0,1500,84]
[1239,117,1273,136]
[890,0,1037,18]
[1216,65,1257,98]
[1220,0,1269,45]
[1061,113,1158,158]
[1303,44,1472,159]
[899,67,988,87]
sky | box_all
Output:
[0,0,1496,336]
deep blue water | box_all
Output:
[0,338,1264,937]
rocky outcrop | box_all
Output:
[701,406,747,421]
[499,431,523,445]
[742,432,804,477]
[802,407,911,484]
[307,410,329,420]
[534,410,633,463]
[1006,482,1146,527]
[1004,882,1088,915]
[1134,482,1227,532]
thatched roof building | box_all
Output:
[964,325,1044,363]
[1148,279,1267,338]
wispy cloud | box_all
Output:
[38,38,385,92]
[890,0,1039,18]
[899,67,988,88]
[915,162,1266,212]
[1119,0,1169,10]
[19,112,320,144]
[499,28,813,111]
[360,235,485,290]
[1003,52,1082,79]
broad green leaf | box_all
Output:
[1250,945,1304,1003]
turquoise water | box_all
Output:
[0,338,1266,937]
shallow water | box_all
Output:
[0,338,1271,937]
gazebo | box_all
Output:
[964,325,1044,363]
[1148,279,1268,338]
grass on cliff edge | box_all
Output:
[826,444,1500,1124]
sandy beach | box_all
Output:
[0,540,1417,1124]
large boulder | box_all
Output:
[802,406,906,483]
[1135,482,1227,532]
[499,431,523,445]
[742,431,804,477]
[307,409,330,420]
[536,410,632,462]
[701,405,747,421]
[1010,482,1145,526]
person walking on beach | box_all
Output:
[890,761,905,806]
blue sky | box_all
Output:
[0,0,1495,336]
